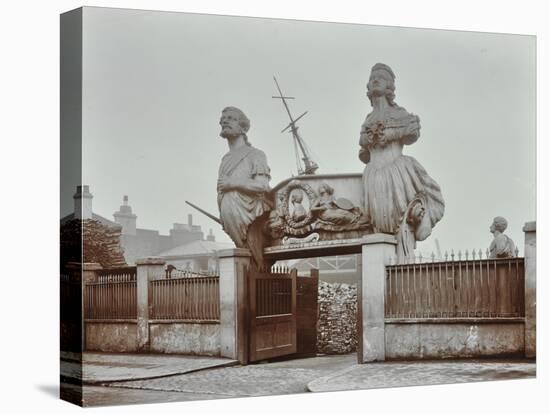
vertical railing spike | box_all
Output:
[485,248,490,259]
[444,251,448,261]
[465,250,469,260]
[471,249,476,260]
[514,247,519,257]
[458,250,462,260]
[478,249,483,260]
[418,252,422,263]
[431,252,435,262]
[451,249,455,261]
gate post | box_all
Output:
[135,257,165,352]
[218,248,251,363]
[359,234,397,362]
[523,221,536,358]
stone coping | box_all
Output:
[217,248,252,258]
[135,257,166,265]
[523,221,536,232]
[385,317,525,324]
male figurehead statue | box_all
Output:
[488,216,516,259]
[217,106,272,266]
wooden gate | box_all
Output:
[248,267,297,362]
[296,269,319,356]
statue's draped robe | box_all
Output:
[489,233,516,258]
[218,145,271,264]
[360,107,445,242]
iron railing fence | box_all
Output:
[385,257,524,319]
[84,270,137,320]
[149,271,220,321]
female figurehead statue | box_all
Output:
[359,63,445,262]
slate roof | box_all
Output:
[60,212,121,229]
[158,239,235,258]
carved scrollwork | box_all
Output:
[265,179,374,244]
[281,180,317,229]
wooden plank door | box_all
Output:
[296,269,319,356]
[248,268,297,362]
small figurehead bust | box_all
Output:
[290,191,307,222]
[489,216,516,259]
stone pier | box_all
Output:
[359,234,396,362]
[135,257,166,351]
[523,221,536,358]
[218,248,251,363]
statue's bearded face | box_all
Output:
[219,110,244,138]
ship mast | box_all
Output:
[272,76,319,175]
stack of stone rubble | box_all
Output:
[317,281,358,354]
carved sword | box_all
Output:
[185,201,222,225]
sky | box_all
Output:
[69,6,536,255]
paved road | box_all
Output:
[307,359,536,392]
[84,355,356,405]
[74,355,536,407]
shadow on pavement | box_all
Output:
[35,384,59,399]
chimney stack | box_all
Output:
[206,229,216,242]
[74,185,93,220]
[113,195,137,235]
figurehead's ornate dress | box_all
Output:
[360,105,444,258]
